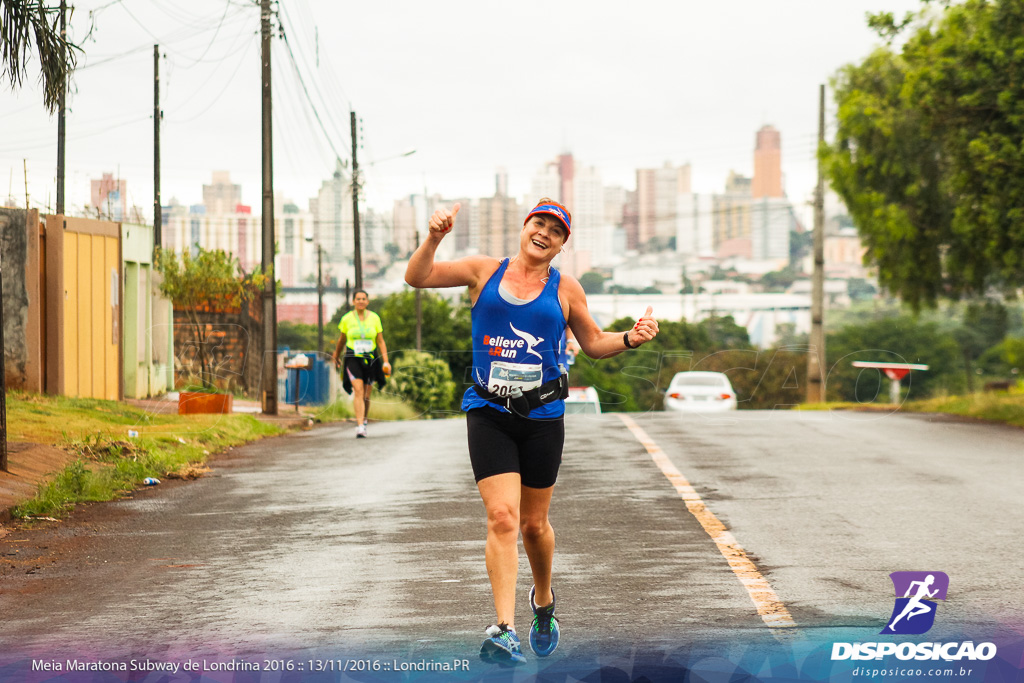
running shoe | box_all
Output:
[355,424,367,438]
[479,623,526,666]
[529,585,559,656]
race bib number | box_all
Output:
[352,339,373,355]
[487,361,542,397]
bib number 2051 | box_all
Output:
[487,361,542,396]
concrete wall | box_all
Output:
[121,223,173,398]
[0,208,31,389]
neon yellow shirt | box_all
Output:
[339,310,382,356]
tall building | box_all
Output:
[311,159,356,285]
[531,161,561,203]
[750,197,792,261]
[636,163,691,249]
[392,195,419,257]
[530,155,609,275]
[752,125,783,199]
[496,167,508,197]
[90,172,127,220]
[161,199,255,268]
[676,193,714,258]
[558,154,574,208]
[713,171,753,259]
[276,199,316,287]
[623,190,639,250]
[202,171,242,215]
[478,195,520,257]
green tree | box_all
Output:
[789,229,813,266]
[570,318,712,413]
[391,351,456,418]
[759,266,798,293]
[155,248,268,389]
[568,316,799,412]
[847,278,878,302]
[1,0,80,112]
[378,291,472,403]
[699,315,751,349]
[1001,337,1024,372]
[951,300,1008,391]
[578,271,606,294]
[825,0,1024,309]
[825,315,963,402]
[277,321,319,352]
[606,284,644,294]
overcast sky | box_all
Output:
[1,0,922,222]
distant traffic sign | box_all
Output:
[852,361,929,403]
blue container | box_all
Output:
[284,352,332,405]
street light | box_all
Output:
[304,234,328,354]
[351,147,416,290]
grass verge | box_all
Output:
[7,390,426,520]
[799,389,1024,428]
[306,395,422,423]
[7,392,284,519]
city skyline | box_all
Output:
[1,0,922,226]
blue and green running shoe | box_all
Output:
[529,585,559,656]
[480,623,526,666]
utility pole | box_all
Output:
[317,245,324,353]
[416,181,427,350]
[153,45,161,255]
[23,160,28,211]
[1,237,7,472]
[806,84,826,403]
[260,0,277,414]
[415,232,422,351]
[350,111,363,290]
[56,0,66,216]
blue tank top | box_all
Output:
[462,259,567,418]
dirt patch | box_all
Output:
[0,442,76,521]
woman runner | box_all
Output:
[331,289,391,438]
[405,198,659,665]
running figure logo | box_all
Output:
[509,323,544,360]
[882,571,949,635]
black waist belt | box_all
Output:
[472,372,569,416]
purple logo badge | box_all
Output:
[881,571,949,635]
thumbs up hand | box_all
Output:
[626,306,659,347]
[429,202,460,236]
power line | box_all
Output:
[277,0,352,130]
[275,13,348,163]
[166,33,258,123]
[164,21,255,110]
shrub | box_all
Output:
[391,351,456,418]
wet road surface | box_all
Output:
[1,410,1021,667]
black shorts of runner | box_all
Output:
[466,407,564,489]
[344,354,375,384]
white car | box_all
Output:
[564,386,601,414]
[664,371,738,412]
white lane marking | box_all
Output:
[617,413,797,630]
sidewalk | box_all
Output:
[124,392,319,429]
[0,393,325,522]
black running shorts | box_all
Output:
[344,355,375,384]
[466,407,564,489]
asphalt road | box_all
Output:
[1,410,1021,673]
